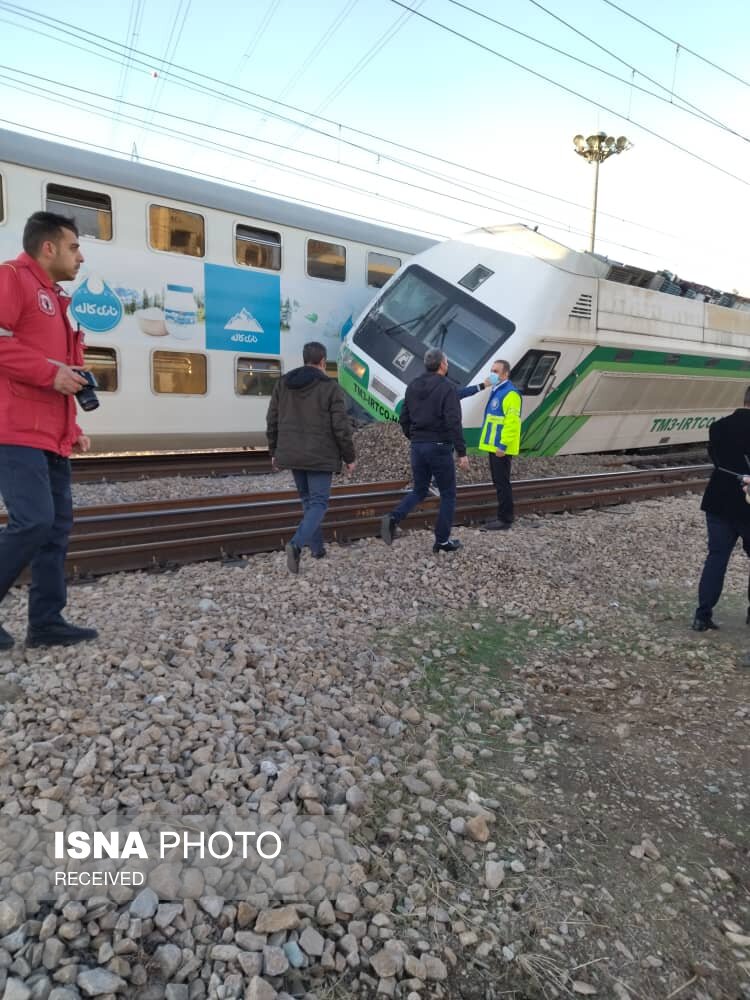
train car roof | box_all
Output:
[0,128,437,256]
[459,224,610,278]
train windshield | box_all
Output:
[356,265,514,383]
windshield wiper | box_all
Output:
[378,303,442,337]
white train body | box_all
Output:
[0,129,433,451]
[339,225,750,455]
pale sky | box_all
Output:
[1,0,749,294]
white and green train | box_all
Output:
[339,225,750,455]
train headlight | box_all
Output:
[342,347,367,380]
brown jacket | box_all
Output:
[266,365,355,472]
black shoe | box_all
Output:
[310,548,326,559]
[433,538,462,553]
[480,519,512,531]
[691,616,719,632]
[285,542,301,575]
[26,621,98,648]
[0,625,15,651]
[380,515,396,545]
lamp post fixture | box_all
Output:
[573,132,632,253]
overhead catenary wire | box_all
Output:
[0,60,678,252]
[0,2,682,243]
[599,0,750,90]
[387,0,750,189]
[514,0,743,138]
[1,73,662,257]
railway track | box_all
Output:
[70,449,273,482]
[16,464,709,578]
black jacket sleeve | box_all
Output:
[399,395,412,440]
[442,383,466,456]
[266,382,280,454]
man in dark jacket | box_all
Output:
[380,348,469,553]
[693,387,750,630]
[266,341,356,574]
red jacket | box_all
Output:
[0,253,84,456]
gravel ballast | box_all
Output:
[0,494,748,1000]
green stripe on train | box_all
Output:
[520,345,750,456]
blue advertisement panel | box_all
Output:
[204,264,280,353]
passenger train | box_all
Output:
[340,225,750,455]
[0,128,433,451]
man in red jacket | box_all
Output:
[0,212,98,650]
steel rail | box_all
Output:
[70,449,273,482]
[39,464,711,578]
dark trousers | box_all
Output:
[0,445,73,628]
[392,442,456,544]
[489,453,513,523]
[696,512,750,621]
[290,470,332,556]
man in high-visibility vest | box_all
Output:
[478,359,522,531]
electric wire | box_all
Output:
[0,3,681,242]
[599,0,750,90]
[0,63,674,254]
[387,0,750,188]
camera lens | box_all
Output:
[75,371,100,412]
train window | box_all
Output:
[615,349,634,361]
[235,225,281,270]
[458,264,494,292]
[152,351,207,394]
[664,353,681,365]
[235,357,281,396]
[149,205,204,257]
[325,361,338,378]
[307,239,346,281]
[46,184,112,241]
[511,351,560,395]
[704,357,719,367]
[83,346,118,392]
[367,252,400,288]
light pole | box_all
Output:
[573,132,632,253]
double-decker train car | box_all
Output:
[339,224,750,455]
[0,128,434,451]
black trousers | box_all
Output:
[696,512,750,620]
[488,453,513,523]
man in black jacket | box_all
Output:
[380,348,469,553]
[266,342,356,574]
[693,387,750,630]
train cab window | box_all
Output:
[511,351,559,395]
[152,351,207,394]
[367,252,400,288]
[307,239,346,282]
[235,225,281,270]
[83,346,118,392]
[458,264,494,292]
[149,205,204,257]
[46,184,112,241]
[235,357,281,396]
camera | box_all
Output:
[75,370,99,412]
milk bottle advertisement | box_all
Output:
[67,257,366,359]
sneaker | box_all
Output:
[428,485,440,497]
[691,616,719,632]
[0,625,14,651]
[310,548,326,559]
[26,621,98,648]
[480,519,512,531]
[380,514,396,545]
[433,538,462,553]
[285,542,301,575]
